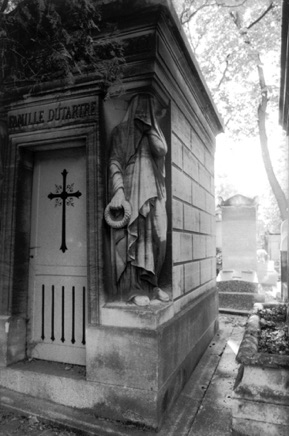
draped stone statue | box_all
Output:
[105,94,169,306]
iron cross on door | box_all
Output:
[48,169,82,252]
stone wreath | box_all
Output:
[104,200,132,229]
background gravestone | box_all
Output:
[217,195,260,311]
[222,195,257,272]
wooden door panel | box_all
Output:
[28,147,87,365]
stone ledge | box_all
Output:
[100,300,174,329]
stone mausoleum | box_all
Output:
[0,0,222,430]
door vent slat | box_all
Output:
[61,286,65,343]
[41,285,45,340]
[51,285,55,341]
[71,286,75,344]
[82,287,86,345]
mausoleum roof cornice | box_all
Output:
[98,0,224,135]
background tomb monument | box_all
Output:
[217,194,260,311]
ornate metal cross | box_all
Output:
[48,169,82,253]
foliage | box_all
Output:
[174,0,282,138]
[258,305,289,355]
[0,0,125,92]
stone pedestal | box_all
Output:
[85,292,218,427]
[217,270,260,311]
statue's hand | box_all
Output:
[110,189,125,209]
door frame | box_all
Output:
[6,123,102,364]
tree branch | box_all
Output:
[224,116,232,127]
[180,2,215,25]
[230,10,242,28]
[247,2,275,30]
[217,54,230,89]
[216,0,248,8]
[180,0,250,25]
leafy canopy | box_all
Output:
[174,0,282,139]
[0,0,125,91]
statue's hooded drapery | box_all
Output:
[108,94,168,302]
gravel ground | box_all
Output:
[0,408,81,436]
[0,313,248,436]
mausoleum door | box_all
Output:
[28,147,87,365]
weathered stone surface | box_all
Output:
[192,182,206,211]
[232,400,289,427]
[193,234,207,260]
[172,166,192,203]
[200,258,213,284]
[86,326,159,391]
[171,133,183,169]
[0,317,9,367]
[183,146,199,180]
[184,204,200,232]
[188,403,232,436]
[236,305,289,368]
[171,105,191,147]
[158,395,201,436]
[173,264,184,298]
[232,417,289,436]
[184,261,200,292]
[173,199,183,230]
[217,278,258,293]
[199,210,211,234]
[232,304,289,435]
[219,292,258,311]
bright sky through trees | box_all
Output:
[173,0,287,231]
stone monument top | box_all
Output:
[220,194,258,207]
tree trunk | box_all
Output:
[230,7,288,222]
[257,63,288,221]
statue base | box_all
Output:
[86,288,218,429]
